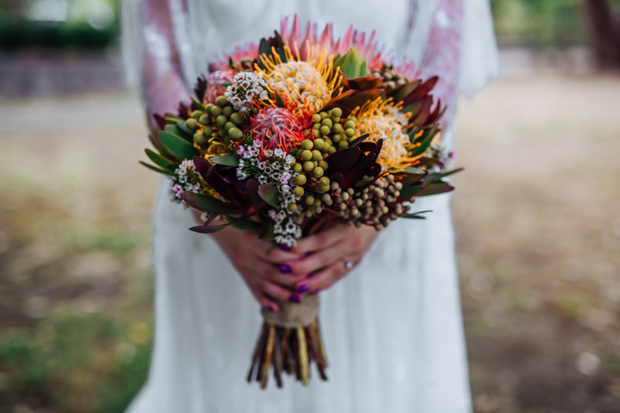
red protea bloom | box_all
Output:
[248,107,305,153]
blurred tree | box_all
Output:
[582,0,620,68]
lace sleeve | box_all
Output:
[121,0,191,130]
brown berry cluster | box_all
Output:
[304,107,358,150]
[323,175,410,231]
[187,96,244,147]
[372,63,409,90]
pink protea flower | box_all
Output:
[216,16,416,79]
[248,107,305,153]
[279,15,416,79]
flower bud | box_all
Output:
[319,160,328,170]
[225,121,235,131]
[216,115,227,127]
[332,123,343,134]
[194,132,207,145]
[338,141,349,148]
[332,134,342,143]
[313,114,322,123]
[328,146,336,154]
[319,111,328,119]
[312,150,323,161]
[205,104,214,115]
[223,106,233,117]
[228,127,243,140]
[296,174,307,185]
[203,126,213,136]
[320,125,330,136]
[313,166,324,178]
[303,161,314,172]
[319,177,330,186]
[185,118,198,130]
[199,115,211,126]
[301,140,314,150]
[294,186,304,197]
[301,150,313,161]
[191,110,203,119]
[288,203,298,212]
[330,107,342,118]
[293,163,303,173]
[216,96,229,108]
[210,106,222,117]
[314,139,325,150]
[230,113,243,125]
[345,128,355,137]
[305,196,315,206]
[344,120,356,129]
[321,118,333,128]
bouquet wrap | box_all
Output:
[140,16,460,388]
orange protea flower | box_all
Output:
[354,98,421,171]
[248,107,305,153]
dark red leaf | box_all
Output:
[340,152,377,190]
[246,179,267,210]
[347,77,384,91]
[325,146,362,175]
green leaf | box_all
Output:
[258,184,278,207]
[416,183,454,197]
[409,130,436,158]
[259,220,275,240]
[403,167,425,175]
[145,149,173,169]
[139,161,173,176]
[402,210,433,219]
[274,91,285,108]
[158,131,200,160]
[230,219,262,231]
[176,120,194,138]
[181,192,241,214]
[164,125,184,137]
[211,155,240,167]
[191,98,205,111]
[398,185,423,199]
[190,224,228,234]
[359,59,369,77]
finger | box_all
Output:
[260,270,309,287]
[283,243,348,275]
[251,288,280,312]
[295,261,349,293]
[240,259,307,287]
[260,243,305,264]
[290,225,347,254]
[258,279,298,303]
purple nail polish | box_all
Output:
[289,294,301,303]
[310,289,319,295]
[304,272,314,279]
[268,305,277,313]
[302,253,310,258]
[280,264,292,273]
[279,244,291,251]
[297,284,309,293]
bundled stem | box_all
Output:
[247,318,328,388]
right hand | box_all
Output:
[198,212,309,312]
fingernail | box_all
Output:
[280,264,292,273]
[279,244,291,251]
[297,284,309,293]
[289,294,301,303]
[304,272,314,279]
[268,305,277,313]
[310,289,319,295]
[302,253,310,258]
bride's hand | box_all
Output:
[199,216,309,312]
[286,224,379,294]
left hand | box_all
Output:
[283,224,379,294]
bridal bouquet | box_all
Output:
[141,17,460,388]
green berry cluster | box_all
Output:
[305,107,358,150]
[187,96,244,146]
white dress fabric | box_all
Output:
[122,1,499,412]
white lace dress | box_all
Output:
[122,0,499,411]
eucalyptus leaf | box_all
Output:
[258,184,279,207]
[211,155,240,167]
[158,131,200,160]
[181,192,243,214]
[231,219,262,231]
[139,161,173,176]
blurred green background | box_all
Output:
[0,1,619,413]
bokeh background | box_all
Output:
[1,1,620,412]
